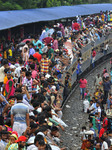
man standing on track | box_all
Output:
[79,77,87,100]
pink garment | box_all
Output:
[32,70,37,79]
[79,79,87,88]
[6,79,15,98]
[53,40,58,50]
[59,24,65,36]
[61,26,65,36]
[22,77,26,84]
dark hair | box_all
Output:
[51,126,59,132]
[43,82,48,88]
[104,131,109,135]
[33,58,37,61]
[30,64,35,70]
[21,67,27,72]
[26,41,30,44]
[82,126,86,130]
[38,125,48,132]
[38,43,41,47]
[43,106,51,112]
[30,122,38,129]
[102,112,106,117]
[92,97,95,100]
[32,93,38,99]
[38,117,46,125]
[19,59,23,64]
[45,112,52,118]
[47,44,51,47]
[2,59,8,65]
[90,100,93,102]
[34,135,44,145]
[35,48,39,52]
[16,94,23,101]
[26,71,31,77]
[38,139,45,146]
[41,88,47,94]
[33,110,38,116]
[15,88,22,93]
[4,68,10,74]
[100,136,105,141]
[29,115,35,121]
[42,53,47,56]
[29,55,34,60]
[30,43,34,47]
[24,47,28,51]
[97,102,100,105]
[89,122,93,126]
[32,101,40,108]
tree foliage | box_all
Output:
[0,0,111,11]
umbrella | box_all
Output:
[21,39,32,43]
[18,42,25,47]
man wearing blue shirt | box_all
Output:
[29,43,35,56]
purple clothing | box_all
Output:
[53,40,58,51]
[59,24,65,36]
[61,26,65,36]
[29,48,35,56]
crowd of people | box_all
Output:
[0,10,111,150]
[81,64,112,150]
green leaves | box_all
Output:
[0,0,110,11]
[46,0,61,7]
[0,1,22,10]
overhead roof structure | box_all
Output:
[0,3,112,30]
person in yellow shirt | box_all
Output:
[8,46,12,58]
[3,48,8,59]
[101,13,105,22]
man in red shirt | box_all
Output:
[33,49,42,63]
[102,112,108,131]
[91,49,96,68]
[92,49,96,57]
[99,127,106,139]
[79,77,87,100]
[42,34,54,45]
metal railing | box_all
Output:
[62,32,112,108]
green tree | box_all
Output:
[46,0,61,7]
[0,0,111,10]
[13,0,37,9]
[0,0,22,10]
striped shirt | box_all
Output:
[40,58,51,73]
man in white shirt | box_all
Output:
[15,59,23,78]
[101,137,108,150]
[96,102,101,118]
[104,41,109,55]
[22,41,30,58]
